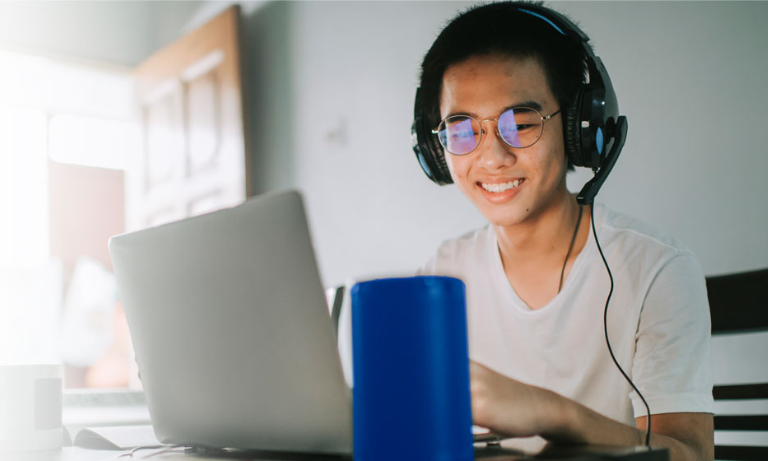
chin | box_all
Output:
[477,203,530,228]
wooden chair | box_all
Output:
[707,268,768,460]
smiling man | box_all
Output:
[412,2,714,460]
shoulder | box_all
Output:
[596,203,698,268]
[594,203,708,316]
[598,204,690,253]
[593,203,707,299]
[418,225,493,277]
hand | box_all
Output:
[470,361,566,439]
[470,361,714,460]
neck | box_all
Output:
[494,191,582,264]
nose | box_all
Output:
[475,119,516,169]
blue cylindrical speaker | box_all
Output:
[351,276,473,461]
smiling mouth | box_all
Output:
[479,179,524,193]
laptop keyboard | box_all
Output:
[63,389,146,408]
[63,389,151,433]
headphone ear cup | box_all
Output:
[430,136,452,184]
[563,89,585,168]
[412,88,453,185]
[412,115,453,185]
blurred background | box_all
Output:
[0,0,765,400]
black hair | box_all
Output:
[418,1,590,170]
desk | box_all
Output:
[9,445,669,461]
[476,444,668,460]
[1,448,229,460]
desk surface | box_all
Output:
[476,444,669,460]
[1,447,217,460]
[7,445,669,461]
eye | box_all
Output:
[450,130,475,139]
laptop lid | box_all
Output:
[109,190,353,454]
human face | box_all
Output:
[439,54,569,228]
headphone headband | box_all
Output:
[517,6,590,44]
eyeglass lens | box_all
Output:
[437,108,544,155]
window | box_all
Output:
[0,50,138,388]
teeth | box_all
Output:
[481,179,522,193]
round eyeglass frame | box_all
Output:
[431,107,561,156]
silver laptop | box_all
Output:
[109,190,353,455]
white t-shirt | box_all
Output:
[418,203,714,425]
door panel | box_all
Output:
[128,5,248,232]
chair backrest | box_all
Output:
[707,268,768,461]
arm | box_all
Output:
[470,361,714,461]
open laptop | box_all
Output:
[109,190,353,454]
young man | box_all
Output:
[414,3,714,460]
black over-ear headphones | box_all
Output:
[411,3,628,205]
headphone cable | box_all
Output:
[590,202,652,448]
[558,204,584,293]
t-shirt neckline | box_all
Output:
[487,204,602,314]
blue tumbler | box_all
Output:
[351,276,473,461]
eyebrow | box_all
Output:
[445,100,545,119]
[509,100,544,112]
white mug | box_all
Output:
[0,364,63,452]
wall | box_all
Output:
[242,1,768,288]
[278,1,488,287]
[0,1,204,67]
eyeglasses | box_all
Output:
[432,107,561,156]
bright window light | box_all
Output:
[0,48,136,374]
[51,61,134,119]
[0,50,53,111]
[49,114,139,170]
[0,106,49,267]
